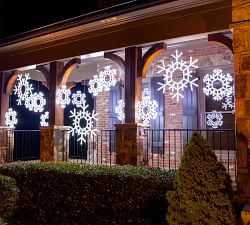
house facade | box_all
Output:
[0,0,249,202]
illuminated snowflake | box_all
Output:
[56,85,71,108]
[88,75,103,96]
[13,73,33,105]
[5,108,18,128]
[40,112,49,127]
[206,110,223,129]
[157,50,198,102]
[99,66,117,91]
[203,68,233,101]
[25,92,46,112]
[136,88,158,126]
[115,99,125,121]
[222,94,235,111]
[72,91,86,107]
[69,101,98,144]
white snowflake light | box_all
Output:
[222,94,235,111]
[69,101,98,144]
[5,108,18,128]
[203,68,233,101]
[206,110,223,129]
[88,75,103,96]
[56,85,71,108]
[99,66,117,91]
[136,88,158,126]
[40,112,49,127]
[25,92,46,112]
[115,99,125,121]
[13,73,33,105]
[72,91,86,107]
[157,50,198,102]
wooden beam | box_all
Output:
[139,42,167,77]
[60,58,81,85]
[124,47,142,123]
[208,33,233,54]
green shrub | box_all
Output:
[0,218,7,225]
[0,162,175,225]
[0,175,19,221]
[167,132,235,225]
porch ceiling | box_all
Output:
[0,0,231,72]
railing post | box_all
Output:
[40,126,70,162]
[0,126,14,163]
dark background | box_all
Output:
[0,0,172,40]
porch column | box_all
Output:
[231,0,250,204]
[115,47,142,165]
[40,61,70,162]
[0,73,10,126]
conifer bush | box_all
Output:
[167,132,235,225]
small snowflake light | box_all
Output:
[157,50,198,102]
[40,112,49,127]
[56,85,71,108]
[5,108,18,128]
[136,88,158,126]
[206,110,223,129]
[72,91,86,107]
[25,92,46,112]
[69,101,98,144]
[222,94,235,111]
[203,68,233,101]
[115,99,125,121]
[13,73,33,105]
[88,75,103,96]
[99,66,117,91]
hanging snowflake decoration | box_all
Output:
[222,94,235,111]
[115,99,125,121]
[157,50,198,102]
[203,68,233,101]
[72,91,86,107]
[136,88,158,126]
[56,85,71,108]
[5,108,18,128]
[206,110,223,129]
[88,75,103,96]
[25,92,46,112]
[69,101,98,144]
[99,66,117,91]
[40,112,49,127]
[13,73,33,105]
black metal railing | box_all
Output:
[143,129,236,182]
[68,129,116,165]
[13,130,41,162]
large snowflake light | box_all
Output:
[69,101,98,144]
[136,88,158,126]
[40,112,49,127]
[115,99,125,121]
[157,50,198,102]
[13,73,33,105]
[25,92,46,112]
[99,66,117,91]
[203,68,233,101]
[88,75,103,96]
[5,108,18,128]
[56,85,71,108]
[206,110,223,129]
[72,91,86,107]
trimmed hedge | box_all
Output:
[0,175,19,222]
[0,163,175,225]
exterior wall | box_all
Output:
[231,0,250,202]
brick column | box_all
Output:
[231,0,250,203]
[0,127,14,163]
[40,61,70,162]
